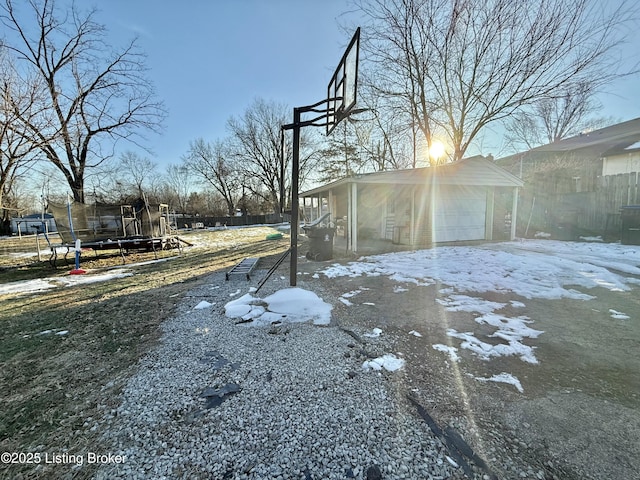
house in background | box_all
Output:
[602,142,640,176]
[300,156,523,255]
[496,117,640,238]
[10,213,57,236]
[497,117,640,193]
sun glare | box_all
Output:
[428,140,446,162]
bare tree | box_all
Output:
[183,138,239,216]
[226,98,289,212]
[163,164,191,215]
[352,90,417,171]
[356,0,638,163]
[117,151,158,198]
[0,0,165,203]
[504,83,620,151]
[227,98,318,213]
[354,68,424,170]
[316,121,366,183]
[0,51,44,230]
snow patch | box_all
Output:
[194,301,214,310]
[0,270,132,296]
[362,354,405,372]
[609,309,630,320]
[447,329,538,364]
[437,295,506,314]
[474,372,524,393]
[432,344,460,362]
[363,328,383,338]
[224,288,332,326]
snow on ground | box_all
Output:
[224,287,332,326]
[362,354,406,372]
[4,246,69,260]
[437,295,506,314]
[363,328,383,338]
[473,372,524,393]
[609,309,630,320]
[0,269,133,296]
[186,223,290,250]
[320,239,640,392]
[321,239,640,298]
[5,236,639,391]
[432,344,460,362]
[29,329,70,338]
[339,287,369,306]
[194,300,214,310]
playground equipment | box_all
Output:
[46,197,184,269]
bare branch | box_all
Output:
[355,0,639,162]
[0,0,165,202]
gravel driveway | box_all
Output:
[96,244,640,480]
[96,269,467,480]
[298,246,640,480]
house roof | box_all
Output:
[531,117,640,153]
[497,117,640,166]
[301,155,523,197]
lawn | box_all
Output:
[0,227,290,479]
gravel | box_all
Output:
[94,270,460,480]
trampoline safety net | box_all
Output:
[48,200,169,244]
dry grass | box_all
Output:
[0,227,290,479]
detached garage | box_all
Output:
[300,155,523,254]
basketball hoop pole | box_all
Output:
[290,107,301,286]
[285,101,326,287]
[284,99,363,287]
[283,27,361,287]
[279,127,286,216]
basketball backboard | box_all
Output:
[327,27,360,135]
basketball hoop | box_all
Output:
[282,27,362,286]
[327,27,360,135]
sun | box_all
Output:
[428,140,446,162]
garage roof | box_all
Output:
[301,155,523,197]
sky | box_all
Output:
[6,235,639,392]
[7,0,640,173]
[92,0,640,168]
[95,0,360,168]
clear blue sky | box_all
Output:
[97,0,359,168]
[95,0,640,166]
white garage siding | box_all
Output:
[300,156,523,252]
[432,186,487,242]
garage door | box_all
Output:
[432,186,487,242]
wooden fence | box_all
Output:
[517,172,640,240]
[176,213,289,229]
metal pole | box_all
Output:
[280,128,286,215]
[290,107,301,286]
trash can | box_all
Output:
[304,227,335,261]
[620,206,640,245]
[302,217,336,261]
